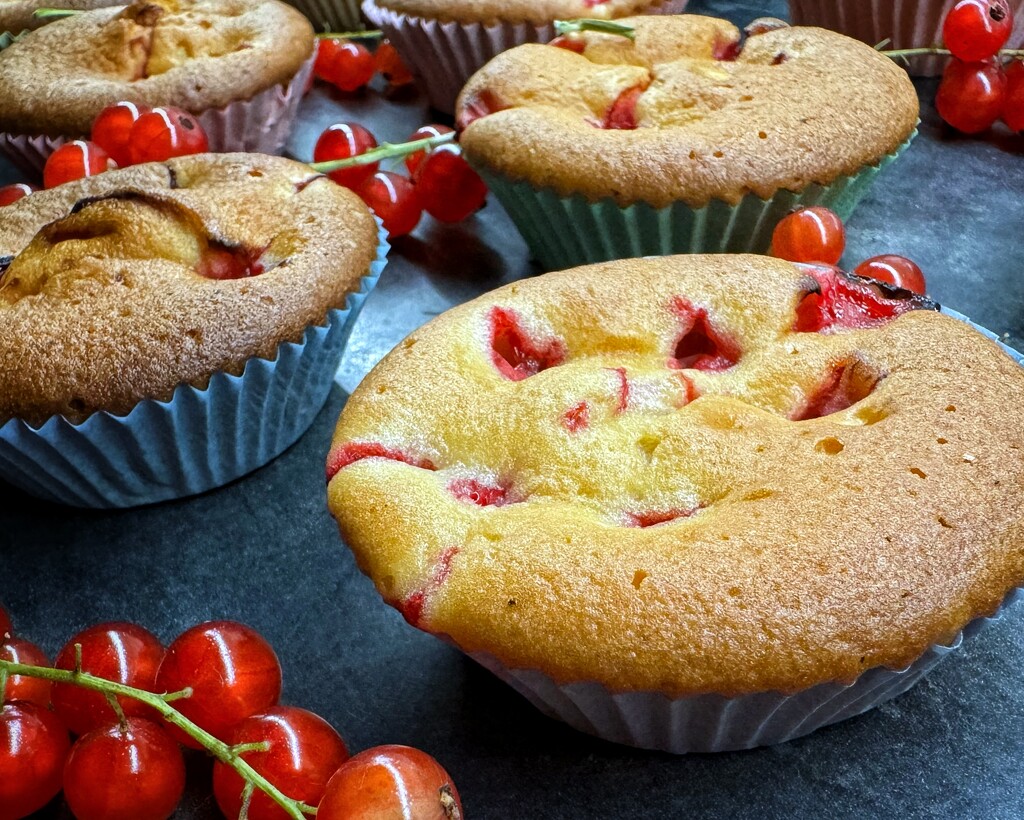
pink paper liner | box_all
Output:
[788,0,1024,76]
[362,0,690,114]
[286,0,364,31]
[0,52,314,177]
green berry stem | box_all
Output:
[881,45,1024,59]
[0,657,314,820]
[309,131,456,174]
[32,7,82,18]
[316,29,384,40]
[554,18,636,40]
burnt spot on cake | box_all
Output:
[669,297,740,371]
[771,53,788,65]
[399,546,460,627]
[448,477,509,507]
[326,442,436,481]
[562,401,590,432]
[489,306,566,382]
[792,361,883,421]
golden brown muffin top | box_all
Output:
[327,255,1024,698]
[0,153,379,425]
[457,17,919,207]
[0,0,120,34]
[375,0,674,26]
[0,0,314,138]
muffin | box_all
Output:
[327,254,1024,752]
[0,152,386,507]
[456,16,919,271]
[0,0,123,34]
[361,0,690,114]
[788,0,1024,76]
[0,0,316,174]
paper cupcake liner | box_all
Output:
[787,0,1024,76]
[477,129,916,272]
[287,0,363,31]
[0,226,388,509]
[362,0,689,114]
[0,52,315,177]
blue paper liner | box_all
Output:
[0,227,389,508]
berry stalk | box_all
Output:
[315,30,384,40]
[554,18,636,40]
[32,7,82,18]
[309,130,456,174]
[882,45,1024,59]
[0,657,316,820]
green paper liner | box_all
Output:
[287,0,362,31]
[478,129,917,272]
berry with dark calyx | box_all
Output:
[771,206,846,265]
[414,143,488,223]
[0,702,70,819]
[1,639,52,708]
[1003,58,1024,131]
[319,39,375,92]
[942,0,1013,62]
[359,171,422,238]
[43,140,115,188]
[213,706,349,820]
[317,745,463,820]
[375,40,413,86]
[91,101,151,167]
[63,718,185,820]
[52,622,165,736]
[854,255,927,295]
[154,620,282,748]
[404,124,455,174]
[128,107,209,164]
[0,183,37,207]
[314,122,379,190]
[936,58,1007,133]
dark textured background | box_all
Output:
[2,1,1023,817]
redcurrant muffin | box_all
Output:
[455,15,919,270]
[327,254,1024,752]
[0,0,121,34]
[361,0,690,113]
[0,152,386,507]
[0,0,315,173]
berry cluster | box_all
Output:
[771,206,927,295]
[312,122,489,238]
[0,605,462,820]
[313,36,413,93]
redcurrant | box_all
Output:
[313,122,379,190]
[0,605,10,640]
[1,639,52,708]
[155,620,281,747]
[1003,58,1024,131]
[854,255,927,295]
[52,622,165,736]
[359,171,422,238]
[42,140,114,189]
[549,33,586,53]
[414,144,488,223]
[771,206,846,265]
[943,0,1013,62]
[63,718,185,820]
[317,745,463,820]
[318,39,375,92]
[213,706,349,820]
[0,702,70,819]
[0,183,37,207]
[375,40,414,87]
[404,124,455,174]
[128,107,209,165]
[91,101,151,168]
[936,58,1007,133]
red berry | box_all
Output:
[414,144,488,223]
[0,605,10,640]
[91,101,151,168]
[936,58,1007,133]
[128,106,209,165]
[0,183,37,207]
[854,254,927,295]
[63,718,185,820]
[375,40,414,86]
[317,745,463,820]
[52,622,165,736]
[313,122,379,190]
[1003,58,1024,131]
[771,206,846,265]
[154,621,281,748]
[314,37,341,81]
[42,140,114,189]
[358,171,422,238]
[943,0,1013,62]
[404,124,455,174]
[0,702,70,819]
[549,33,586,53]
[1,639,52,708]
[318,39,374,92]
[213,706,349,820]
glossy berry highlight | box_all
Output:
[0,183,37,207]
[942,0,1013,62]
[359,171,422,238]
[0,702,70,819]
[414,144,488,223]
[1,639,52,708]
[314,122,379,190]
[771,206,846,265]
[405,124,455,174]
[43,140,114,189]
[854,255,927,295]
[91,101,150,168]
[936,58,1007,133]
[316,39,375,92]
[128,107,209,164]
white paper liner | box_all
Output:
[362,0,690,114]
[0,224,388,509]
[287,0,363,31]
[788,0,1024,77]
[0,52,314,176]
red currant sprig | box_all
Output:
[312,32,412,94]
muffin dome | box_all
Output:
[0,0,122,34]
